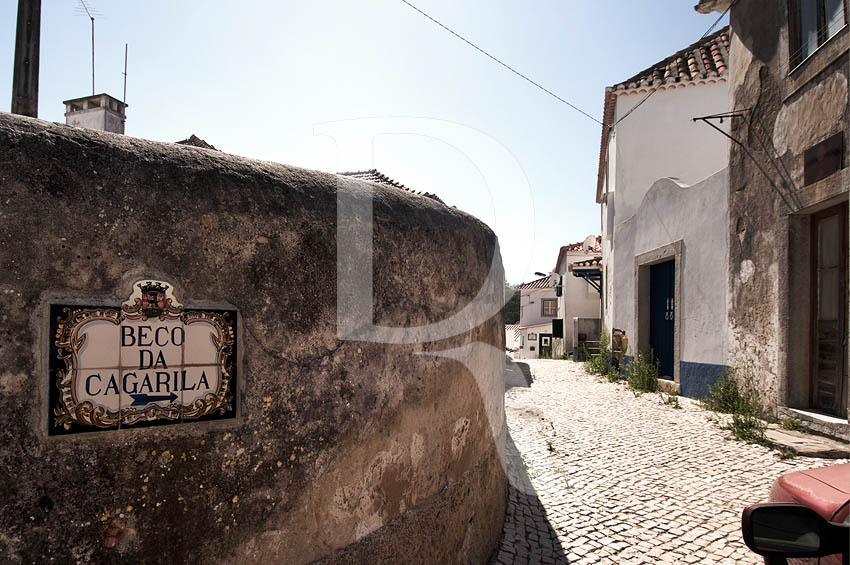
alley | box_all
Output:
[493,359,850,564]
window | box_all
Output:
[541,298,558,317]
[789,0,847,67]
[528,333,537,341]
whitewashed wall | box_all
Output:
[601,79,729,347]
[612,170,729,367]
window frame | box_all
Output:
[541,298,558,317]
[788,0,848,69]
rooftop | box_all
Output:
[339,169,444,204]
[553,236,602,273]
[609,27,729,93]
[62,92,127,108]
[176,134,218,151]
[570,256,602,270]
[517,276,554,290]
[596,27,729,203]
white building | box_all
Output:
[516,277,558,359]
[551,236,603,357]
[505,324,520,352]
[597,28,730,397]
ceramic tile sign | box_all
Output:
[48,281,237,435]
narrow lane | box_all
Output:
[492,359,849,564]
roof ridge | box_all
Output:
[609,25,729,90]
[338,169,445,204]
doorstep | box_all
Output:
[778,407,850,443]
[765,424,850,458]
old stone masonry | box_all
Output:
[493,359,850,565]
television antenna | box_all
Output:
[75,0,102,95]
[122,43,128,105]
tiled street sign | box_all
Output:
[49,281,237,435]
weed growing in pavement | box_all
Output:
[584,328,624,383]
[704,369,769,445]
[584,327,612,375]
[546,440,555,453]
[727,411,769,445]
[779,418,812,434]
[660,392,681,409]
[776,447,797,460]
[702,373,744,413]
[625,351,659,393]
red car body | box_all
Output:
[765,462,850,564]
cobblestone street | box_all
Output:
[492,359,850,564]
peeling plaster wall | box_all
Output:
[0,113,506,563]
[727,1,849,414]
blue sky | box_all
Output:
[1,1,726,284]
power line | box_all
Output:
[613,3,732,127]
[399,0,602,125]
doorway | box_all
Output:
[539,334,553,359]
[650,260,675,380]
[810,202,848,417]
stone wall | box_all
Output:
[726,1,849,413]
[0,113,506,563]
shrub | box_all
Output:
[703,374,744,414]
[705,369,768,445]
[625,351,659,393]
[779,418,812,434]
[584,327,612,375]
[660,392,681,409]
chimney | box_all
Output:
[63,93,127,134]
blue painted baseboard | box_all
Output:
[680,362,727,399]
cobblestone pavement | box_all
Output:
[491,359,850,564]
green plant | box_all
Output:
[779,418,812,434]
[726,412,768,445]
[546,440,555,453]
[661,392,681,409]
[776,447,797,460]
[707,369,768,445]
[625,352,659,393]
[702,373,744,414]
[584,327,613,376]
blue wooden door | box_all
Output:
[650,260,675,379]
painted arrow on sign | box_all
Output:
[130,392,178,406]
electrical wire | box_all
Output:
[613,1,733,127]
[398,0,602,125]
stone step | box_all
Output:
[765,425,850,459]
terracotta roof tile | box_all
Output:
[517,276,553,290]
[553,236,602,273]
[570,256,602,268]
[338,169,444,204]
[611,27,729,91]
[596,27,729,203]
[176,134,217,150]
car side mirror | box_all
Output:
[742,503,849,559]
